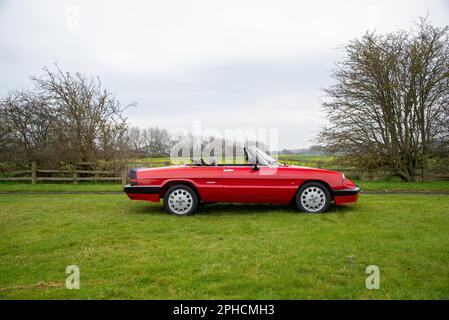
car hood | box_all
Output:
[283,165,341,175]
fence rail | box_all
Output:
[0,161,167,184]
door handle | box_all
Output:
[223,169,234,172]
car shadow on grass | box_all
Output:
[200,203,359,216]
[196,203,297,216]
[130,202,358,216]
[130,204,167,216]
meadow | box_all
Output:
[1,193,448,299]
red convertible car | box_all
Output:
[124,146,360,215]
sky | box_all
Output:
[0,0,448,149]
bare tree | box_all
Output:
[125,126,172,156]
[146,127,171,155]
[318,19,449,181]
[0,90,58,165]
[0,65,135,167]
[127,126,144,154]
[32,65,135,162]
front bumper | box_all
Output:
[332,186,361,205]
[332,186,361,196]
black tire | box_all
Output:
[295,182,331,213]
[163,184,199,216]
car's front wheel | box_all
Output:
[296,182,331,213]
[164,184,199,216]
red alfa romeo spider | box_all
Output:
[124,145,360,215]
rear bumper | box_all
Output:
[124,185,161,194]
[124,185,161,202]
[332,187,361,205]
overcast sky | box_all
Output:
[1,0,448,149]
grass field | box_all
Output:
[1,193,448,299]
[1,181,449,193]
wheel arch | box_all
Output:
[160,180,202,201]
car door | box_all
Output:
[187,166,225,202]
[222,165,278,203]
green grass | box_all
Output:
[1,194,448,299]
[1,181,449,193]
[0,182,123,193]
[357,181,449,192]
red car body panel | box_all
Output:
[125,164,360,206]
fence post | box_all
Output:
[31,161,37,185]
[73,168,78,184]
[121,165,128,185]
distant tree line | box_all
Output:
[278,145,325,156]
[319,19,449,181]
[126,126,171,157]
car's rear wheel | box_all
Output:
[164,184,198,216]
[296,182,331,213]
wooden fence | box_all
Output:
[278,158,449,181]
[0,161,170,184]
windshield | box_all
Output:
[248,146,279,166]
